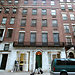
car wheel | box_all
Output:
[60,72,68,75]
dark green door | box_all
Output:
[36,55,42,68]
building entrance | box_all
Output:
[36,51,42,68]
[0,54,8,70]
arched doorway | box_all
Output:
[69,52,74,58]
[36,51,42,68]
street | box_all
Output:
[0,72,50,75]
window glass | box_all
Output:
[32,9,37,15]
[2,17,7,24]
[7,29,13,38]
[18,32,25,43]
[30,33,36,43]
[42,9,47,15]
[10,18,15,24]
[21,19,26,26]
[42,33,48,43]
[4,44,9,51]
[42,19,47,26]
[31,19,37,26]
[0,29,4,37]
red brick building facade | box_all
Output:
[0,0,75,72]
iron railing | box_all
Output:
[13,42,65,47]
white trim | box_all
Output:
[42,31,48,33]
[65,36,71,37]
[63,23,69,25]
[53,31,59,33]
[19,31,26,32]
[72,24,75,25]
[0,52,10,54]
[7,28,13,29]
[30,31,37,33]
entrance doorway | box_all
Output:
[36,51,42,68]
[0,54,8,70]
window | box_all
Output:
[7,29,13,38]
[51,10,56,16]
[68,5,73,10]
[12,8,17,14]
[30,33,36,43]
[0,29,4,37]
[51,1,55,5]
[14,0,19,4]
[21,19,26,26]
[67,0,70,2]
[60,0,63,2]
[61,5,65,10]
[32,9,37,15]
[33,0,37,5]
[31,19,37,26]
[64,25,70,33]
[42,33,48,44]
[72,26,75,32]
[8,0,12,4]
[10,17,15,24]
[1,0,4,4]
[62,14,67,20]
[0,8,2,13]
[22,9,27,15]
[42,0,46,4]
[42,9,47,15]
[18,32,25,43]
[2,17,7,24]
[66,37,72,45]
[42,19,47,27]
[52,20,58,27]
[24,0,28,4]
[5,8,9,14]
[73,0,75,2]
[70,14,75,20]
[4,44,9,51]
[53,33,59,45]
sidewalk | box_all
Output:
[0,71,50,75]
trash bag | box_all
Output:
[40,69,43,74]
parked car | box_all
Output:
[50,58,75,75]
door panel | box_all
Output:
[36,55,42,68]
[0,54,8,70]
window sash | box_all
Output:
[53,33,59,42]
[42,33,48,43]
[10,18,15,24]
[42,9,47,15]
[51,1,55,5]
[42,20,47,26]
[31,20,36,26]
[4,44,9,50]
[7,29,13,38]
[64,26,70,33]
[22,9,27,15]
[13,8,16,13]
[32,9,37,15]
[52,20,58,26]
[30,33,36,42]
[2,18,7,24]
[21,19,26,26]
[18,32,25,43]
[14,0,19,4]
[51,10,56,15]
[0,29,4,37]
[24,0,28,4]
